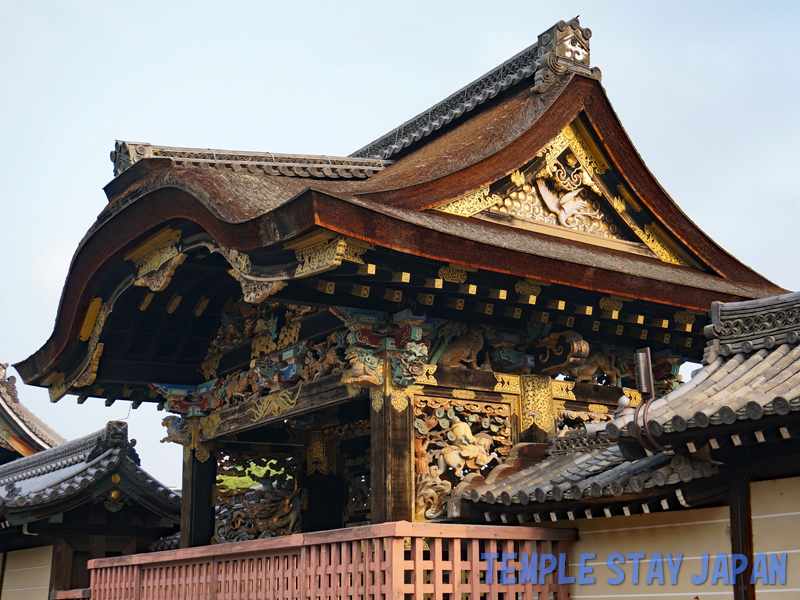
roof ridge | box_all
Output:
[0,364,66,448]
[705,290,800,358]
[110,142,392,180]
[0,421,131,484]
[0,429,101,483]
[350,17,598,160]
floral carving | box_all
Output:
[134,254,186,292]
[521,375,553,432]
[392,341,428,386]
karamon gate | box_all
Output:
[15,18,797,600]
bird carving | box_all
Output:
[536,178,600,228]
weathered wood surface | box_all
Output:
[419,385,512,403]
[569,382,630,407]
[429,366,505,392]
[370,396,413,524]
[180,442,215,549]
[199,374,364,442]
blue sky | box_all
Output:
[1,1,798,486]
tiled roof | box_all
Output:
[0,422,180,513]
[465,444,717,510]
[149,532,181,552]
[604,290,800,440]
[467,291,798,521]
[349,43,542,160]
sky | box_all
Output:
[1,1,798,487]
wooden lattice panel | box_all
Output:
[89,522,574,599]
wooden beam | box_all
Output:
[198,375,363,442]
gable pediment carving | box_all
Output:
[431,122,695,268]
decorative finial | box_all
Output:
[533,17,601,93]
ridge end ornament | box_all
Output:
[533,18,594,93]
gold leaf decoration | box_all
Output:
[493,373,521,394]
[622,388,642,407]
[550,380,576,400]
[438,266,468,284]
[521,375,553,432]
[433,187,503,217]
[370,386,383,412]
[295,237,347,277]
[247,385,302,423]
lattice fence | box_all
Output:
[89,521,575,599]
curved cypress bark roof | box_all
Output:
[0,366,64,457]
[15,17,786,393]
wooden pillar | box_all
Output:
[49,537,73,592]
[370,389,414,523]
[729,461,755,600]
[89,502,107,560]
[180,423,216,548]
